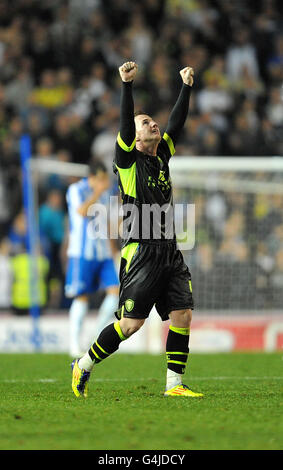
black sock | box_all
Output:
[166,325,190,375]
[88,321,128,365]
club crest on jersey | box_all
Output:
[125,299,135,312]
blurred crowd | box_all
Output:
[0,0,282,313]
[179,184,283,310]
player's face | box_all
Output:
[135,114,161,144]
[88,171,110,191]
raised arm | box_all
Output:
[116,62,138,156]
[164,66,194,153]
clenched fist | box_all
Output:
[119,61,138,82]
[179,66,194,87]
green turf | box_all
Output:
[1,352,283,450]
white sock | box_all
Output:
[93,294,118,338]
[166,369,182,391]
[69,298,88,355]
[78,352,94,372]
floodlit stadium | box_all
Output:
[0,0,282,453]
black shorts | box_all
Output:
[115,241,194,321]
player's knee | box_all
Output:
[76,294,88,303]
[120,317,145,337]
[169,308,192,328]
[106,285,119,296]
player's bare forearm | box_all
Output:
[77,195,103,217]
[77,193,100,217]
[77,184,107,217]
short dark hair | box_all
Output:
[134,110,148,117]
[88,158,107,176]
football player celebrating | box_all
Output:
[72,61,203,399]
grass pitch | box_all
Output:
[1,352,282,450]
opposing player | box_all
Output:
[72,62,203,398]
[65,159,119,357]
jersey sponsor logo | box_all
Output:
[147,171,171,191]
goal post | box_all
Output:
[20,135,42,350]
[19,135,89,350]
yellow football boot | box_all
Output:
[71,359,90,397]
[164,384,203,397]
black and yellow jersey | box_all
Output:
[113,81,191,247]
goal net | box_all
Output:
[170,156,283,313]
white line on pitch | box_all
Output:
[1,376,283,383]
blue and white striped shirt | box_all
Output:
[66,178,112,261]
